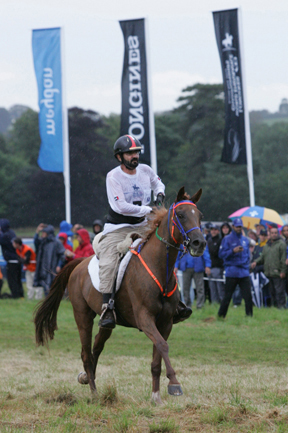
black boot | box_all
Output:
[173,300,192,324]
[98,294,116,329]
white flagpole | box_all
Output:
[60,27,71,223]
[238,8,255,207]
[144,18,158,175]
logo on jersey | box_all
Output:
[114,196,119,201]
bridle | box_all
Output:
[155,200,201,251]
[156,199,201,295]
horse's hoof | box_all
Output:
[168,384,183,396]
[151,391,163,405]
[77,372,89,385]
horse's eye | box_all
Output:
[178,214,184,219]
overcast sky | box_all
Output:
[1,0,288,115]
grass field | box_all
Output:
[1,284,288,432]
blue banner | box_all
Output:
[32,28,63,172]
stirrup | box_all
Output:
[173,302,192,324]
[98,299,116,329]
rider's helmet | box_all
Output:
[114,135,142,158]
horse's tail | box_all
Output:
[34,258,84,347]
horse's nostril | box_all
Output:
[192,240,200,247]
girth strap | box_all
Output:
[131,249,178,298]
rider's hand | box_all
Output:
[154,193,165,207]
[280,272,286,279]
[251,262,256,269]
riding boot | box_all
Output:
[98,293,116,329]
[173,299,192,324]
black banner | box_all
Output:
[119,19,151,165]
[213,9,247,164]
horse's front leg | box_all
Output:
[137,311,183,398]
[151,319,175,404]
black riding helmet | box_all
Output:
[114,135,142,158]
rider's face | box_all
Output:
[122,151,140,168]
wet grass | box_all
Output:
[1,293,288,431]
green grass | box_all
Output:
[1,290,288,364]
[1,288,288,432]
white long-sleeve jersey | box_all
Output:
[102,164,165,235]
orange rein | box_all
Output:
[130,249,178,297]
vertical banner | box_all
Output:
[119,19,151,165]
[213,9,247,164]
[32,28,63,172]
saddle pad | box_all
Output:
[88,238,142,293]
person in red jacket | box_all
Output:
[65,229,94,259]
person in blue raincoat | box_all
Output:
[175,245,211,309]
[218,218,253,318]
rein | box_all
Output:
[131,199,201,298]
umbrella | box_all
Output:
[250,272,269,308]
[229,206,285,229]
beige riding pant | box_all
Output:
[95,226,148,294]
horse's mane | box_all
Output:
[145,207,168,240]
[144,192,192,241]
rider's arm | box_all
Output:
[107,176,151,217]
[147,166,165,196]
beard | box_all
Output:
[122,156,139,170]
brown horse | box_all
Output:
[34,187,206,405]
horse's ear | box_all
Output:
[191,188,202,204]
[176,186,185,203]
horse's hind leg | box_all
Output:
[73,306,98,396]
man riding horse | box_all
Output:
[95,134,192,329]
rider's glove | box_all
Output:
[154,193,165,207]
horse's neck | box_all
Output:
[152,213,180,269]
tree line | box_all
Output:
[1,83,288,228]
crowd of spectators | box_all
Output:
[0,218,103,300]
[1,214,288,314]
[176,220,288,316]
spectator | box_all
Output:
[0,267,3,298]
[203,222,212,241]
[218,218,253,318]
[255,224,266,237]
[92,219,103,236]
[247,229,258,243]
[251,229,270,306]
[207,224,225,303]
[58,232,73,265]
[175,245,211,309]
[281,224,288,303]
[12,237,43,300]
[249,238,256,261]
[252,229,268,271]
[72,224,84,251]
[0,219,24,299]
[65,229,94,259]
[33,224,65,297]
[251,226,286,309]
[59,220,73,247]
[221,222,232,238]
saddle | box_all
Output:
[88,237,142,293]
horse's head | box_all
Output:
[169,187,206,257]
